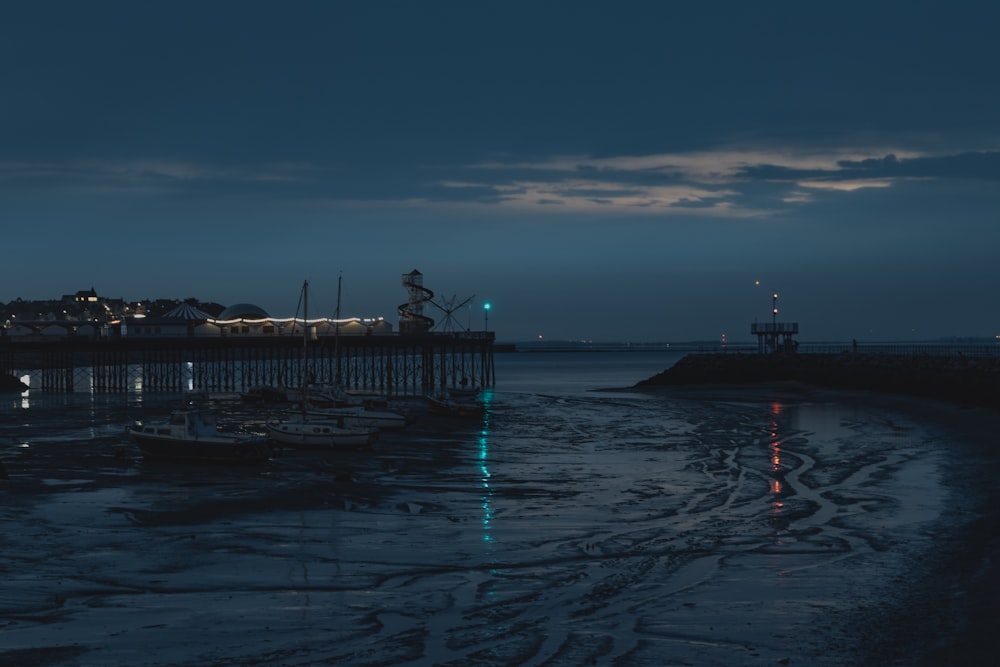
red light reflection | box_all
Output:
[768,401,784,517]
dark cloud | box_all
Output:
[839,151,1000,180]
[739,151,1000,184]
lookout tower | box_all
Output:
[750,290,799,353]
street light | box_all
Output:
[772,291,778,327]
[483,301,492,331]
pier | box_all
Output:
[0,333,495,395]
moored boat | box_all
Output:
[304,403,411,430]
[265,279,381,450]
[240,384,288,404]
[129,407,271,464]
[426,394,487,418]
[266,414,378,449]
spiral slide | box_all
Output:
[398,273,435,332]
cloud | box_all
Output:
[741,151,1000,184]
[837,151,1000,180]
[4,143,997,219]
[0,159,321,193]
[797,179,895,192]
[430,178,755,216]
[472,147,926,184]
[459,145,1000,214]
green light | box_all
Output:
[483,302,492,311]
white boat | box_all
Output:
[266,280,381,450]
[129,407,272,464]
[305,403,411,430]
[266,414,378,449]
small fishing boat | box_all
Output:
[129,407,271,464]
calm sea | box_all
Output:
[494,349,686,395]
[0,349,964,666]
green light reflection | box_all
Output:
[478,389,494,547]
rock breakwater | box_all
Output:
[636,352,1000,409]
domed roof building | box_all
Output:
[216,303,270,321]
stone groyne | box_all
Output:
[636,353,1000,409]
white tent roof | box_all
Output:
[163,303,211,320]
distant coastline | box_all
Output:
[635,352,1000,410]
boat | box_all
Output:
[425,394,487,418]
[266,413,378,449]
[265,280,381,450]
[304,403,411,430]
[447,382,481,399]
[240,384,288,404]
[129,406,272,464]
[283,383,338,405]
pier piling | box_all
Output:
[1,333,496,395]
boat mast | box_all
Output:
[334,272,342,385]
[301,279,308,394]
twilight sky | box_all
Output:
[2,0,998,343]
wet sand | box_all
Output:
[838,395,1000,666]
[639,386,1000,666]
[1,389,998,666]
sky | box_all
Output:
[2,0,998,343]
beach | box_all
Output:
[1,351,999,665]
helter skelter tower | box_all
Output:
[398,269,435,335]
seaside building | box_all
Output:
[3,271,458,341]
[3,294,392,340]
[123,302,393,340]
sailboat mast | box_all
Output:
[301,279,308,390]
[335,272,342,384]
[335,272,342,321]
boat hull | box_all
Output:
[129,431,272,464]
[305,406,410,430]
[266,418,378,449]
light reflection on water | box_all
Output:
[479,388,494,549]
